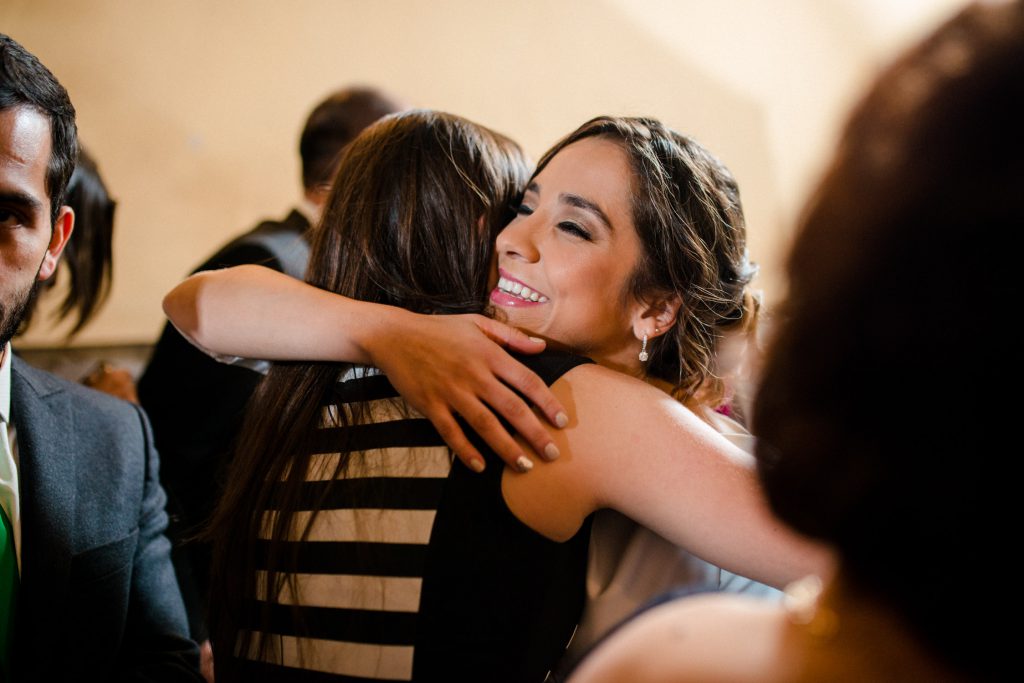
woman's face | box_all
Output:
[490,137,647,373]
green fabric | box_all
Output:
[0,503,17,678]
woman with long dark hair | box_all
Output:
[176,111,825,682]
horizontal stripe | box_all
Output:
[245,631,413,680]
[319,398,425,429]
[312,419,443,454]
[261,508,437,544]
[233,658,396,683]
[304,446,452,482]
[281,477,447,512]
[337,366,383,383]
[256,571,422,612]
[244,602,416,644]
[254,540,426,577]
[328,373,397,405]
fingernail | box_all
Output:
[469,458,485,473]
[543,443,560,461]
[515,456,534,473]
[529,336,545,344]
[554,412,569,428]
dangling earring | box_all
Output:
[639,334,649,362]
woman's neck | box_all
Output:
[578,343,713,418]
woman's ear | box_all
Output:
[632,295,682,340]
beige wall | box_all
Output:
[4,0,967,347]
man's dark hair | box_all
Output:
[298,86,402,190]
[0,33,78,222]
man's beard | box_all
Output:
[0,279,42,348]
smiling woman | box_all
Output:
[166,113,826,681]
[491,137,645,375]
[509,117,761,408]
[568,2,1023,681]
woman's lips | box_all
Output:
[490,269,549,307]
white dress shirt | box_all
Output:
[0,342,21,566]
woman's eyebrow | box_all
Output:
[560,193,612,230]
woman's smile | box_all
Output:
[490,137,645,370]
[490,268,550,306]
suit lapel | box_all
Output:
[9,359,76,622]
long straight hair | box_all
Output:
[206,110,529,678]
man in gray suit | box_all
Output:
[0,33,201,681]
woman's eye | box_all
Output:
[558,221,592,241]
[513,202,534,216]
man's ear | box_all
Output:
[632,294,682,340]
[37,205,74,282]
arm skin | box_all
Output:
[164,271,829,585]
[566,594,791,683]
[501,363,833,589]
[162,264,568,472]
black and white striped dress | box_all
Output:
[233,352,593,682]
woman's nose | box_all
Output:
[496,214,541,263]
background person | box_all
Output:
[18,144,115,338]
[13,143,138,402]
[1,32,201,681]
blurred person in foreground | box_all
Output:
[569,2,1020,681]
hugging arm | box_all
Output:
[533,365,832,588]
[163,265,567,471]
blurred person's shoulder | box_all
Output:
[569,593,797,683]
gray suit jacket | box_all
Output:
[9,357,202,682]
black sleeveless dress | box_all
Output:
[232,351,594,682]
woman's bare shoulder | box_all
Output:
[568,594,796,683]
[553,362,705,433]
[557,361,664,394]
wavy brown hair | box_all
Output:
[206,110,530,678]
[533,116,759,404]
[754,2,1023,677]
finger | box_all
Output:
[475,317,546,354]
[481,382,562,463]
[493,355,569,430]
[428,410,487,474]
[455,398,535,472]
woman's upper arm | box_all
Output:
[555,365,830,588]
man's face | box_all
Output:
[0,105,72,348]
